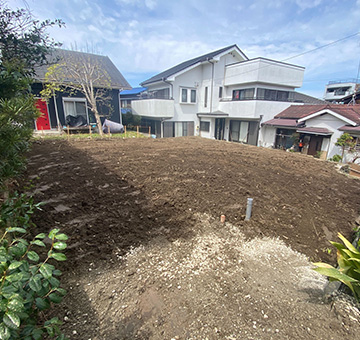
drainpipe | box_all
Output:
[162,78,173,99]
[207,58,215,113]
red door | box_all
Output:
[35,99,51,130]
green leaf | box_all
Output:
[32,328,43,340]
[50,253,66,261]
[313,266,359,295]
[27,251,40,262]
[1,285,16,299]
[52,269,62,276]
[0,324,10,340]
[7,298,24,312]
[48,293,63,303]
[0,299,8,311]
[53,242,67,250]
[48,277,60,288]
[35,297,50,311]
[338,232,360,254]
[31,240,45,247]
[54,233,68,241]
[48,229,60,239]
[8,261,23,270]
[29,276,42,292]
[56,334,67,340]
[39,264,53,279]
[5,272,24,283]
[6,227,26,234]
[3,310,21,329]
[55,288,67,296]
[35,233,46,239]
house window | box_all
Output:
[180,88,196,104]
[63,98,89,124]
[200,121,210,132]
[191,89,196,103]
[148,88,170,99]
[204,87,208,107]
[232,88,255,101]
[229,120,249,143]
[256,88,291,101]
[219,87,223,98]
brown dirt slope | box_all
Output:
[25,137,360,339]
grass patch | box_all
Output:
[32,131,148,140]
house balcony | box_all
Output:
[131,98,174,118]
[224,58,304,88]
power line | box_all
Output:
[282,32,360,62]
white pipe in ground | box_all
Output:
[245,198,253,221]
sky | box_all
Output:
[5,0,360,98]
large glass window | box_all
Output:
[63,99,87,120]
[232,88,255,100]
[230,120,249,143]
[256,88,291,101]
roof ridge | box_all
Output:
[141,44,244,86]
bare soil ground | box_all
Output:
[25,137,360,339]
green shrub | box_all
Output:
[0,192,68,339]
[329,154,342,163]
[313,232,360,300]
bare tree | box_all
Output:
[41,51,113,136]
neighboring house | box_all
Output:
[33,49,131,131]
[261,104,360,161]
[323,79,360,103]
[120,87,147,114]
[131,44,321,141]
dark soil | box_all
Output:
[25,137,360,339]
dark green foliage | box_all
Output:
[0,193,68,339]
[122,110,141,127]
[0,1,64,75]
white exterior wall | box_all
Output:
[259,125,277,148]
[224,59,304,88]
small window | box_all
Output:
[180,88,196,104]
[204,87,208,107]
[219,87,223,98]
[181,89,188,103]
[191,89,196,103]
[200,121,210,132]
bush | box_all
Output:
[0,192,68,339]
[313,232,360,300]
[329,154,342,163]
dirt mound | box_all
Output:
[25,137,360,339]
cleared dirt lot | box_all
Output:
[26,137,360,339]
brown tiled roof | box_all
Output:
[262,118,299,127]
[275,104,360,124]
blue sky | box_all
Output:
[6,0,360,98]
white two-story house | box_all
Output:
[131,44,322,144]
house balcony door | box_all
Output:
[215,118,225,140]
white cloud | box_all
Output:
[295,0,323,11]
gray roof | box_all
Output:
[141,45,247,86]
[292,92,326,104]
[35,49,131,90]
